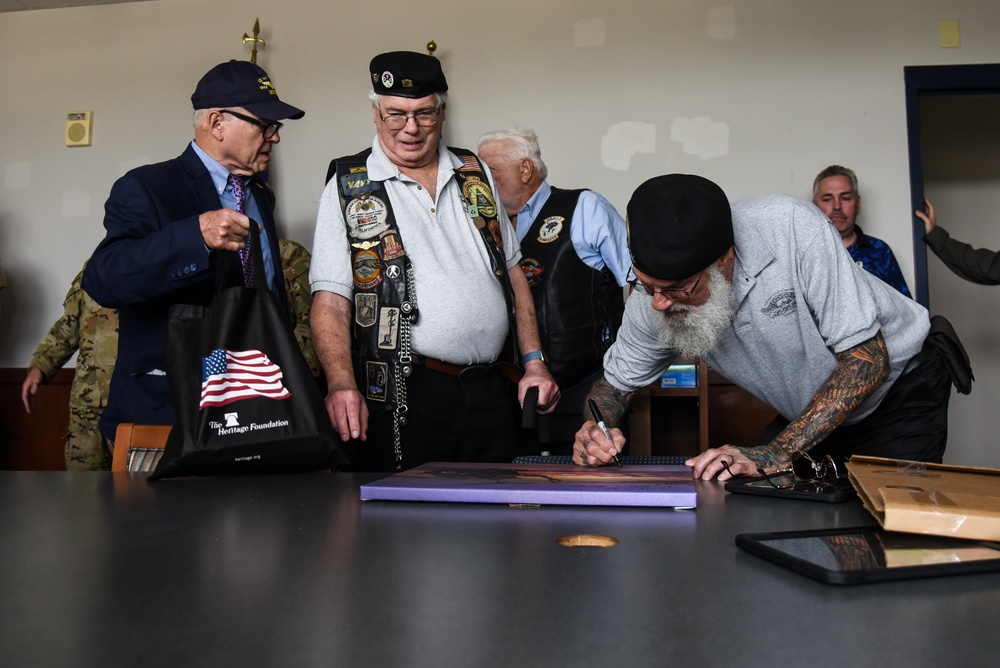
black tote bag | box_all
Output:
[149,222,347,479]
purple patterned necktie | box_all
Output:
[228,173,255,287]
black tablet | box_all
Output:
[736,526,1000,585]
[725,472,856,503]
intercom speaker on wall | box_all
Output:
[65,111,93,147]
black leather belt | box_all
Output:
[410,354,523,385]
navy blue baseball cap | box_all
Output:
[192,60,304,120]
[626,174,733,280]
[370,51,448,99]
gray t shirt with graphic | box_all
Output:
[604,193,928,424]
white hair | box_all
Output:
[193,108,212,128]
[656,264,735,358]
[477,128,548,181]
[193,106,249,129]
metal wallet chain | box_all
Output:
[392,265,418,469]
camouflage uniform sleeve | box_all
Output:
[279,240,321,377]
[65,292,118,471]
[28,270,85,382]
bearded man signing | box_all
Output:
[573,174,955,478]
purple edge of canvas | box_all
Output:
[359,464,698,507]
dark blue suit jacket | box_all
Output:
[82,144,289,439]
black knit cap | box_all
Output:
[370,51,448,99]
[191,60,304,120]
[626,174,733,280]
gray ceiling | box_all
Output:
[0,0,152,13]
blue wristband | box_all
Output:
[521,350,545,365]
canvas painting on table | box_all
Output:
[360,462,697,508]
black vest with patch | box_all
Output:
[518,188,624,388]
[329,147,518,416]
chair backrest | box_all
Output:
[111,423,172,472]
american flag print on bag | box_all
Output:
[200,348,291,408]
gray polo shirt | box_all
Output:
[605,193,929,424]
[311,138,521,365]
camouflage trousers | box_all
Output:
[65,404,111,471]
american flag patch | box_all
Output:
[458,155,480,172]
[200,348,291,409]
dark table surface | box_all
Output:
[1,470,998,668]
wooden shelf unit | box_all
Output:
[629,360,777,458]
[630,359,709,457]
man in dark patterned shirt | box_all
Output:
[813,165,911,297]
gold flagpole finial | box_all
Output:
[427,41,437,57]
[242,18,266,64]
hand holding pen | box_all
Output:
[588,399,622,467]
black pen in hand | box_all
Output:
[588,399,622,467]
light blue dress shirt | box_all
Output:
[514,180,631,287]
[190,141,276,289]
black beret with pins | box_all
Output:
[370,51,448,99]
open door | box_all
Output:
[904,63,1000,306]
[905,63,1000,469]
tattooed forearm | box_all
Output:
[583,376,634,427]
[763,331,890,467]
[742,446,787,471]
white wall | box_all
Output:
[1,0,998,458]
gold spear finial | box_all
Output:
[242,18,266,64]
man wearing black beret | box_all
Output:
[574,174,956,478]
[83,60,304,440]
[310,51,559,471]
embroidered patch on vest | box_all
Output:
[761,289,796,318]
[366,361,388,401]
[340,172,378,197]
[488,219,504,250]
[380,231,406,261]
[457,154,481,172]
[537,216,564,243]
[462,176,497,219]
[377,307,401,349]
[353,249,383,290]
[346,195,390,239]
[355,293,378,327]
[520,257,544,287]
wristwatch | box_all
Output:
[521,350,546,365]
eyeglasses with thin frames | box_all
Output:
[378,107,441,131]
[738,451,841,491]
[626,267,703,300]
[219,109,282,140]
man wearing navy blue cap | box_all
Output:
[83,60,304,441]
[573,174,957,477]
[311,51,559,471]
